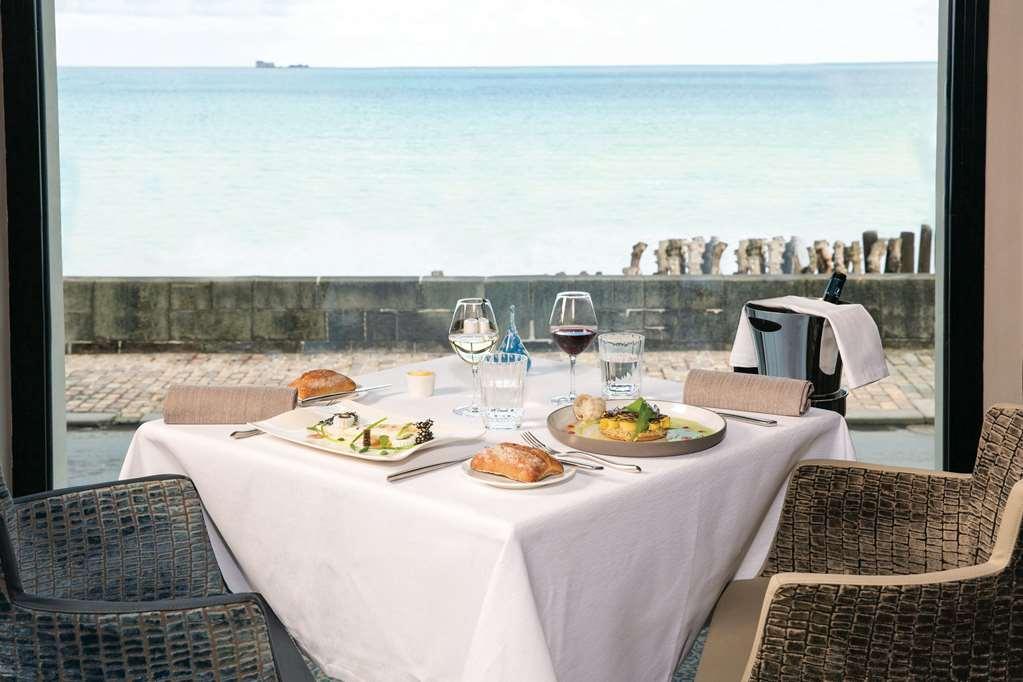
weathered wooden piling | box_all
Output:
[918,224,932,274]
[746,239,765,275]
[884,237,903,273]
[863,231,878,263]
[814,240,834,274]
[785,239,802,274]
[736,240,750,274]
[708,239,727,274]
[866,239,887,273]
[848,241,863,274]
[686,237,705,275]
[833,240,847,274]
[666,240,683,275]
[767,236,785,274]
[623,241,647,276]
[899,231,915,273]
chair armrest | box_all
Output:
[743,560,1006,681]
[9,475,225,601]
[761,459,972,576]
[9,591,315,682]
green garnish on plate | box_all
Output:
[623,397,658,434]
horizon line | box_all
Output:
[56,59,938,69]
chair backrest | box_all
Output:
[0,466,14,603]
[965,404,1023,563]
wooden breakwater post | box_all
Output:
[767,236,785,274]
[884,237,903,273]
[655,239,685,275]
[833,241,847,274]
[899,231,915,273]
[747,239,766,274]
[866,238,887,273]
[735,240,749,274]
[622,242,647,275]
[703,237,727,274]
[848,241,863,274]
[918,224,932,274]
[862,231,878,264]
[813,240,834,274]
[636,225,926,276]
[686,237,706,275]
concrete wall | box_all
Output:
[983,0,1023,407]
[64,274,935,353]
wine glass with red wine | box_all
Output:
[548,291,598,405]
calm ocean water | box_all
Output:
[57,64,937,277]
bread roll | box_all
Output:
[470,443,564,482]
[289,369,357,400]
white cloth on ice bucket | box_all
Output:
[729,295,888,390]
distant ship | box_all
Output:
[255,60,310,69]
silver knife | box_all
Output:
[299,383,392,406]
[229,383,394,438]
[712,411,778,426]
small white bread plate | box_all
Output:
[249,400,482,462]
[461,460,576,489]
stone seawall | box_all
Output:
[63,275,934,353]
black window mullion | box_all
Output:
[2,0,55,495]
[941,0,989,473]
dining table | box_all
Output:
[120,355,856,682]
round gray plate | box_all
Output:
[546,400,727,457]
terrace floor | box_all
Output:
[65,349,934,426]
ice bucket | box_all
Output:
[736,303,847,415]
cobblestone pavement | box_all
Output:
[64,349,934,425]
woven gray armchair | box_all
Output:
[0,471,335,680]
[696,403,1023,681]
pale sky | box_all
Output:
[55,0,939,68]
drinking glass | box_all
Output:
[448,298,499,416]
[548,291,598,405]
[480,352,528,429]
[598,332,645,398]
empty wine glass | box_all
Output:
[548,291,598,405]
[448,298,499,416]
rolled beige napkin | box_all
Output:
[163,385,297,424]
[683,369,813,417]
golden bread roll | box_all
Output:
[289,369,357,401]
[573,394,606,421]
[470,442,564,482]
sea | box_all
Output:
[56,63,938,277]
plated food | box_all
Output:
[547,395,726,457]
[308,411,434,456]
[464,442,575,489]
[289,369,357,401]
[470,442,563,482]
[247,400,476,462]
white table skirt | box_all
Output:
[121,356,855,682]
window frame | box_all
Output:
[2,0,65,496]
[0,0,989,490]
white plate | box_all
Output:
[249,401,482,462]
[461,460,576,489]
[547,400,726,457]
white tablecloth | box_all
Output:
[121,356,855,682]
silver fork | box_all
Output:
[522,432,642,473]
